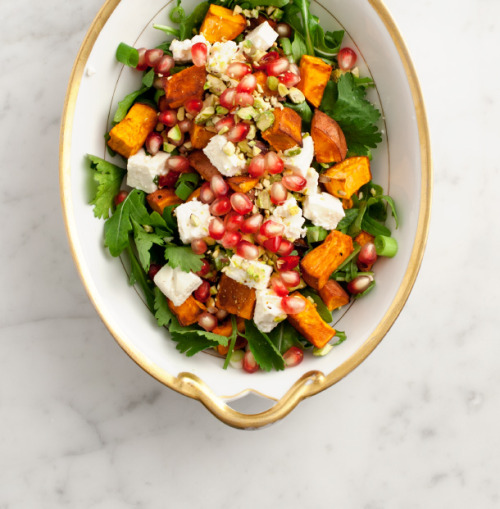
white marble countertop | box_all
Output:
[1,0,499,507]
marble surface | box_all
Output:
[1,0,499,507]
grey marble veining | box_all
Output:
[1,0,500,507]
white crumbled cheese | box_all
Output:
[154,265,203,307]
[302,167,320,196]
[245,21,279,52]
[175,199,212,244]
[222,255,273,290]
[126,149,169,194]
[170,34,210,62]
[207,41,240,73]
[272,196,306,242]
[282,135,315,177]
[203,134,246,177]
[303,192,345,230]
[254,289,287,333]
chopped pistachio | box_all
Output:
[313,344,334,357]
[233,4,243,15]
[218,126,229,135]
[163,142,176,153]
[267,76,279,91]
[216,105,229,115]
[247,124,257,140]
[252,145,262,156]
[143,224,153,233]
[257,190,272,210]
[287,87,306,104]
[206,74,227,95]
[223,141,236,156]
[256,110,274,131]
[351,66,360,78]
[270,7,284,21]
[256,84,264,94]
[210,285,218,296]
[237,106,257,120]
[284,146,302,157]
[277,83,288,97]
[190,214,200,226]
[183,141,192,150]
[262,178,271,188]
[195,106,215,124]
[177,107,185,121]
[168,124,182,141]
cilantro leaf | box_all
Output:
[267,321,305,354]
[164,245,203,273]
[171,332,219,357]
[87,155,126,219]
[126,244,155,311]
[243,320,285,372]
[132,220,165,271]
[153,287,175,327]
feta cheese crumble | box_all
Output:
[153,264,203,307]
[170,34,210,62]
[272,196,306,242]
[175,200,212,244]
[245,21,279,52]
[282,135,315,177]
[126,149,169,194]
[254,289,287,333]
[302,167,320,196]
[207,41,240,74]
[303,192,345,230]
[203,134,246,177]
[222,255,273,290]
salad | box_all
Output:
[87,0,398,373]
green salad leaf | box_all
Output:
[153,287,176,327]
[165,0,209,40]
[113,86,151,123]
[267,321,306,354]
[243,320,285,372]
[164,245,203,273]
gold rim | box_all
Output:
[60,0,432,429]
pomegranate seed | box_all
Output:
[280,270,300,288]
[221,231,242,249]
[263,236,282,253]
[240,213,263,234]
[114,190,128,206]
[236,74,257,94]
[227,123,250,143]
[215,116,235,133]
[194,280,211,302]
[144,48,164,68]
[282,174,307,192]
[227,62,252,79]
[136,48,148,71]
[266,57,289,76]
[191,42,208,67]
[216,309,228,321]
[210,175,229,197]
[191,239,208,255]
[153,76,168,90]
[208,217,226,240]
[230,193,253,215]
[198,312,217,331]
[347,275,373,295]
[276,240,294,257]
[264,152,284,175]
[158,110,177,127]
[283,346,304,367]
[276,255,300,271]
[248,155,266,178]
[167,155,190,173]
[261,220,284,238]
[242,350,259,373]
[279,71,301,88]
[234,92,254,107]
[276,23,292,38]
[199,182,216,204]
[155,54,174,75]
[338,47,357,71]
[270,275,289,297]
[224,211,244,232]
[255,232,268,246]
[358,242,377,266]
[288,63,300,76]
[148,263,162,280]
[185,98,203,115]
[281,295,306,314]
[210,197,232,216]
[178,118,193,133]
[196,259,211,277]
[145,132,163,156]
[270,182,287,205]
[236,240,259,260]
[255,51,279,70]
[219,87,237,110]
[158,170,179,188]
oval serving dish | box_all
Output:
[60,0,431,429]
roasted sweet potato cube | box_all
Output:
[108,103,157,158]
[323,156,372,199]
[227,176,260,193]
[254,70,278,97]
[186,187,201,202]
[300,230,354,290]
[188,150,221,181]
[200,4,246,43]
[311,109,347,163]
[287,293,336,349]
[164,65,207,109]
[214,317,246,354]
[216,274,256,320]
[168,296,205,326]
[297,55,332,108]
[355,231,375,247]
[189,123,215,149]
[262,107,303,151]
[319,280,350,311]
[342,198,354,209]
[146,188,182,214]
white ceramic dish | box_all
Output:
[60,0,431,429]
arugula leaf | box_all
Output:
[162,205,179,234]
[332,331,347,346]
[87,155,126,219]
[290,32,308,62]
[300,289,332,323]
[153,287,175,327]
[267,321,305,354]
[113,86,150,123]
[246,0,290,7]
[126,244,155,311]
[164,245,203,273]
[142,68,155,88]
[336,208,358,231]
[361,215,391,237]
[243,320,285,372]
[168,0,209,40]
[132,220,165,271]
[284,100,313,130]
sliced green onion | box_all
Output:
[374,235,398,257]
[115,43,139,67]
[306,226,328,244]
[175,182,194,201]
[313,344,333,357]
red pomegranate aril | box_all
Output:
[279,71,301,88]
[178,118,193,133]
[276,240,294,257]
[264,152,284,175]
[255,51,279,70]
[215,115,235,132]
[210,174,229,197]
[270,275,289,297]
[280,270,301,288]
[196,259,211,277]
[224,211,244,232]
[185,98,203,115]
[236,73,257,94]
[199,182,216,204]
[145,132,163,156]
[240,213,263,234]
[261,220,285,238]
[276,255,300,271]
[194,281,211,302]
[281,295,306,314]
[236,240,259,260]
[263,235,282,253]
[144,48,164,67]
[221,231,242,249]
[148,263,162,280]
[234,92,254,107]
[242,350,259,373]
[198,312,217,332]
[282,174,307,192]
[158,110,177,127]
[191,239,208,255]
[158,170,180,188]
[227,123,250,143]
[338,47,357,71]
[276,23,292,38]
[209,217,226,240]
[266,57,290,76]
[248,154,266,178]
[216,309,228,321]
[153,76,168,90]
[114,190,129,206]
[288,63,300,76]
[155,54,174,75]
[270,182,287,205]
[219,87,237,110]
[255,232,268,246]
[191,42,208,67]
[167,155,190,173]
[230,193,253,215]
[347,275,373,295]
[227,62,252,79]
[136,48,148,71]
[283,346,304,367]
[210,197,232,216]
[358,242,378,266]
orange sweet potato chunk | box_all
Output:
[108,103,157,158]
[200,4,246,43]
[311,109,347,163]
[227,176,260,193]
[146,188,182,214]
[319,280,350,311]
[216,274,256,320]
[300,230,354,290]
[188,150,222,181]
[354,231,375,247]
[287,293,336,349]
[323,156,372,199]
[189,123,215,149]
[297,55,332,108]
[164,65,207,109]
[168,296,205,326]
[262,107,303,151]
